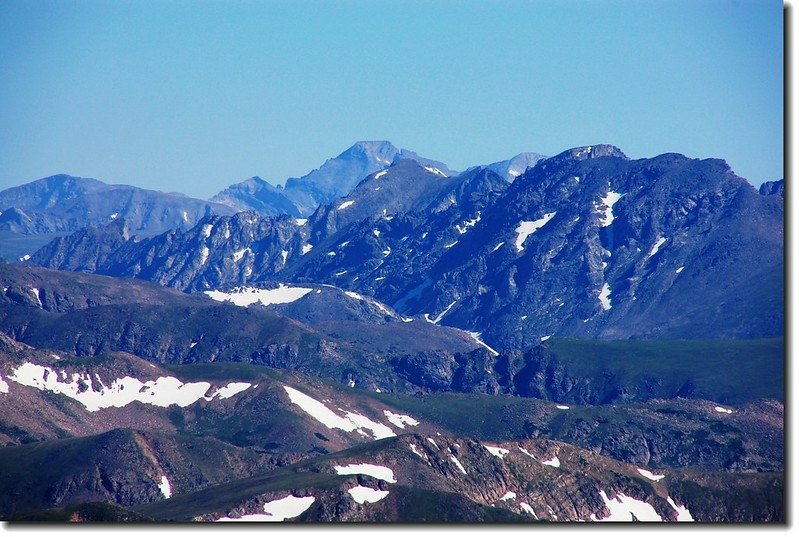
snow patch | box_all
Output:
[280,249,288,265]
[556,405,569,410]
[443,240,458,249]
[283,386,395,440]
[450,455,467,474]
[158,476,172,498]
[348,486,389,504]
[541,456,560,468]
[455,212,481,234]
[667,497,694,521]
[232,248,250,262]
[714,406,733,414]
[541,335,551,342]
[676,266,685,274]
[201,223,214,239]
[598,283,612,311]
[295,218,307,226]
[6,364,237,412]
[647,237,667,258]
[427,437,439,450]
[598,190,623,227]
[198,245,210,265]
[409,444,426,459]
[492,241,505,252]
[181,210,189,223]
[519,447,536,460]
[337,200,355,210]
[520,502,538,519]
[374,170,388,179]
[500,491,517,501]
[20,254,31,262]
[302,244,313,255]
[383,410,419,429]
[335,463,396,483]
[514,212,556,252]
[110,212,118,220]
[634,467,665,482]
[216,495,315,522]
[205,284,314,307]
[590,490,662,522]
[0,375,9,394]
[483,445,509,458]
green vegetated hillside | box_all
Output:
[542,337,784,404]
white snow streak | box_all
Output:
[0,375,9,394]
[520,502,538,519]
[204,284,314,307]
[676,266,685,274]
[514,212,556,252]
[348,486,389,504]
[556,405,570,410]
[280,249,288,265]
[409,444,426,459]
[449,455,467,474]
[500,491,517,501]
[465,331,500,357]
[428,300,456,324]
[424,166,447,177]
[209,382,252,400]
[667,497,694,521]
[637,468,665,482]
[302,244,313,255]
[282,386,395,440]
[201,223,214,239]
[335,463,397,483]
[374,170,388,179]
[427,437,440,450]
[714,406,733,414]
[647,237,667,258]
[590,490,661,522]
[337,200,355,210]
[492,241,505,252]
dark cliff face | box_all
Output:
[759,179,784,197]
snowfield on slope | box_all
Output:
[204,284,314,307]
[282,385,396,440]
[7,362,253,412]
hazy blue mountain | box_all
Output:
[485,152,548,181]
[209,176,302,217]
[0,174,236,261]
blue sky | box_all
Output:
[0,0,783,198]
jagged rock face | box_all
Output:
[759,179,783,196]
[27,146,783,346]
[395,147,782,347]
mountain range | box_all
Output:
[0,140,784,523]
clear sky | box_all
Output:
[0,0,783,198]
